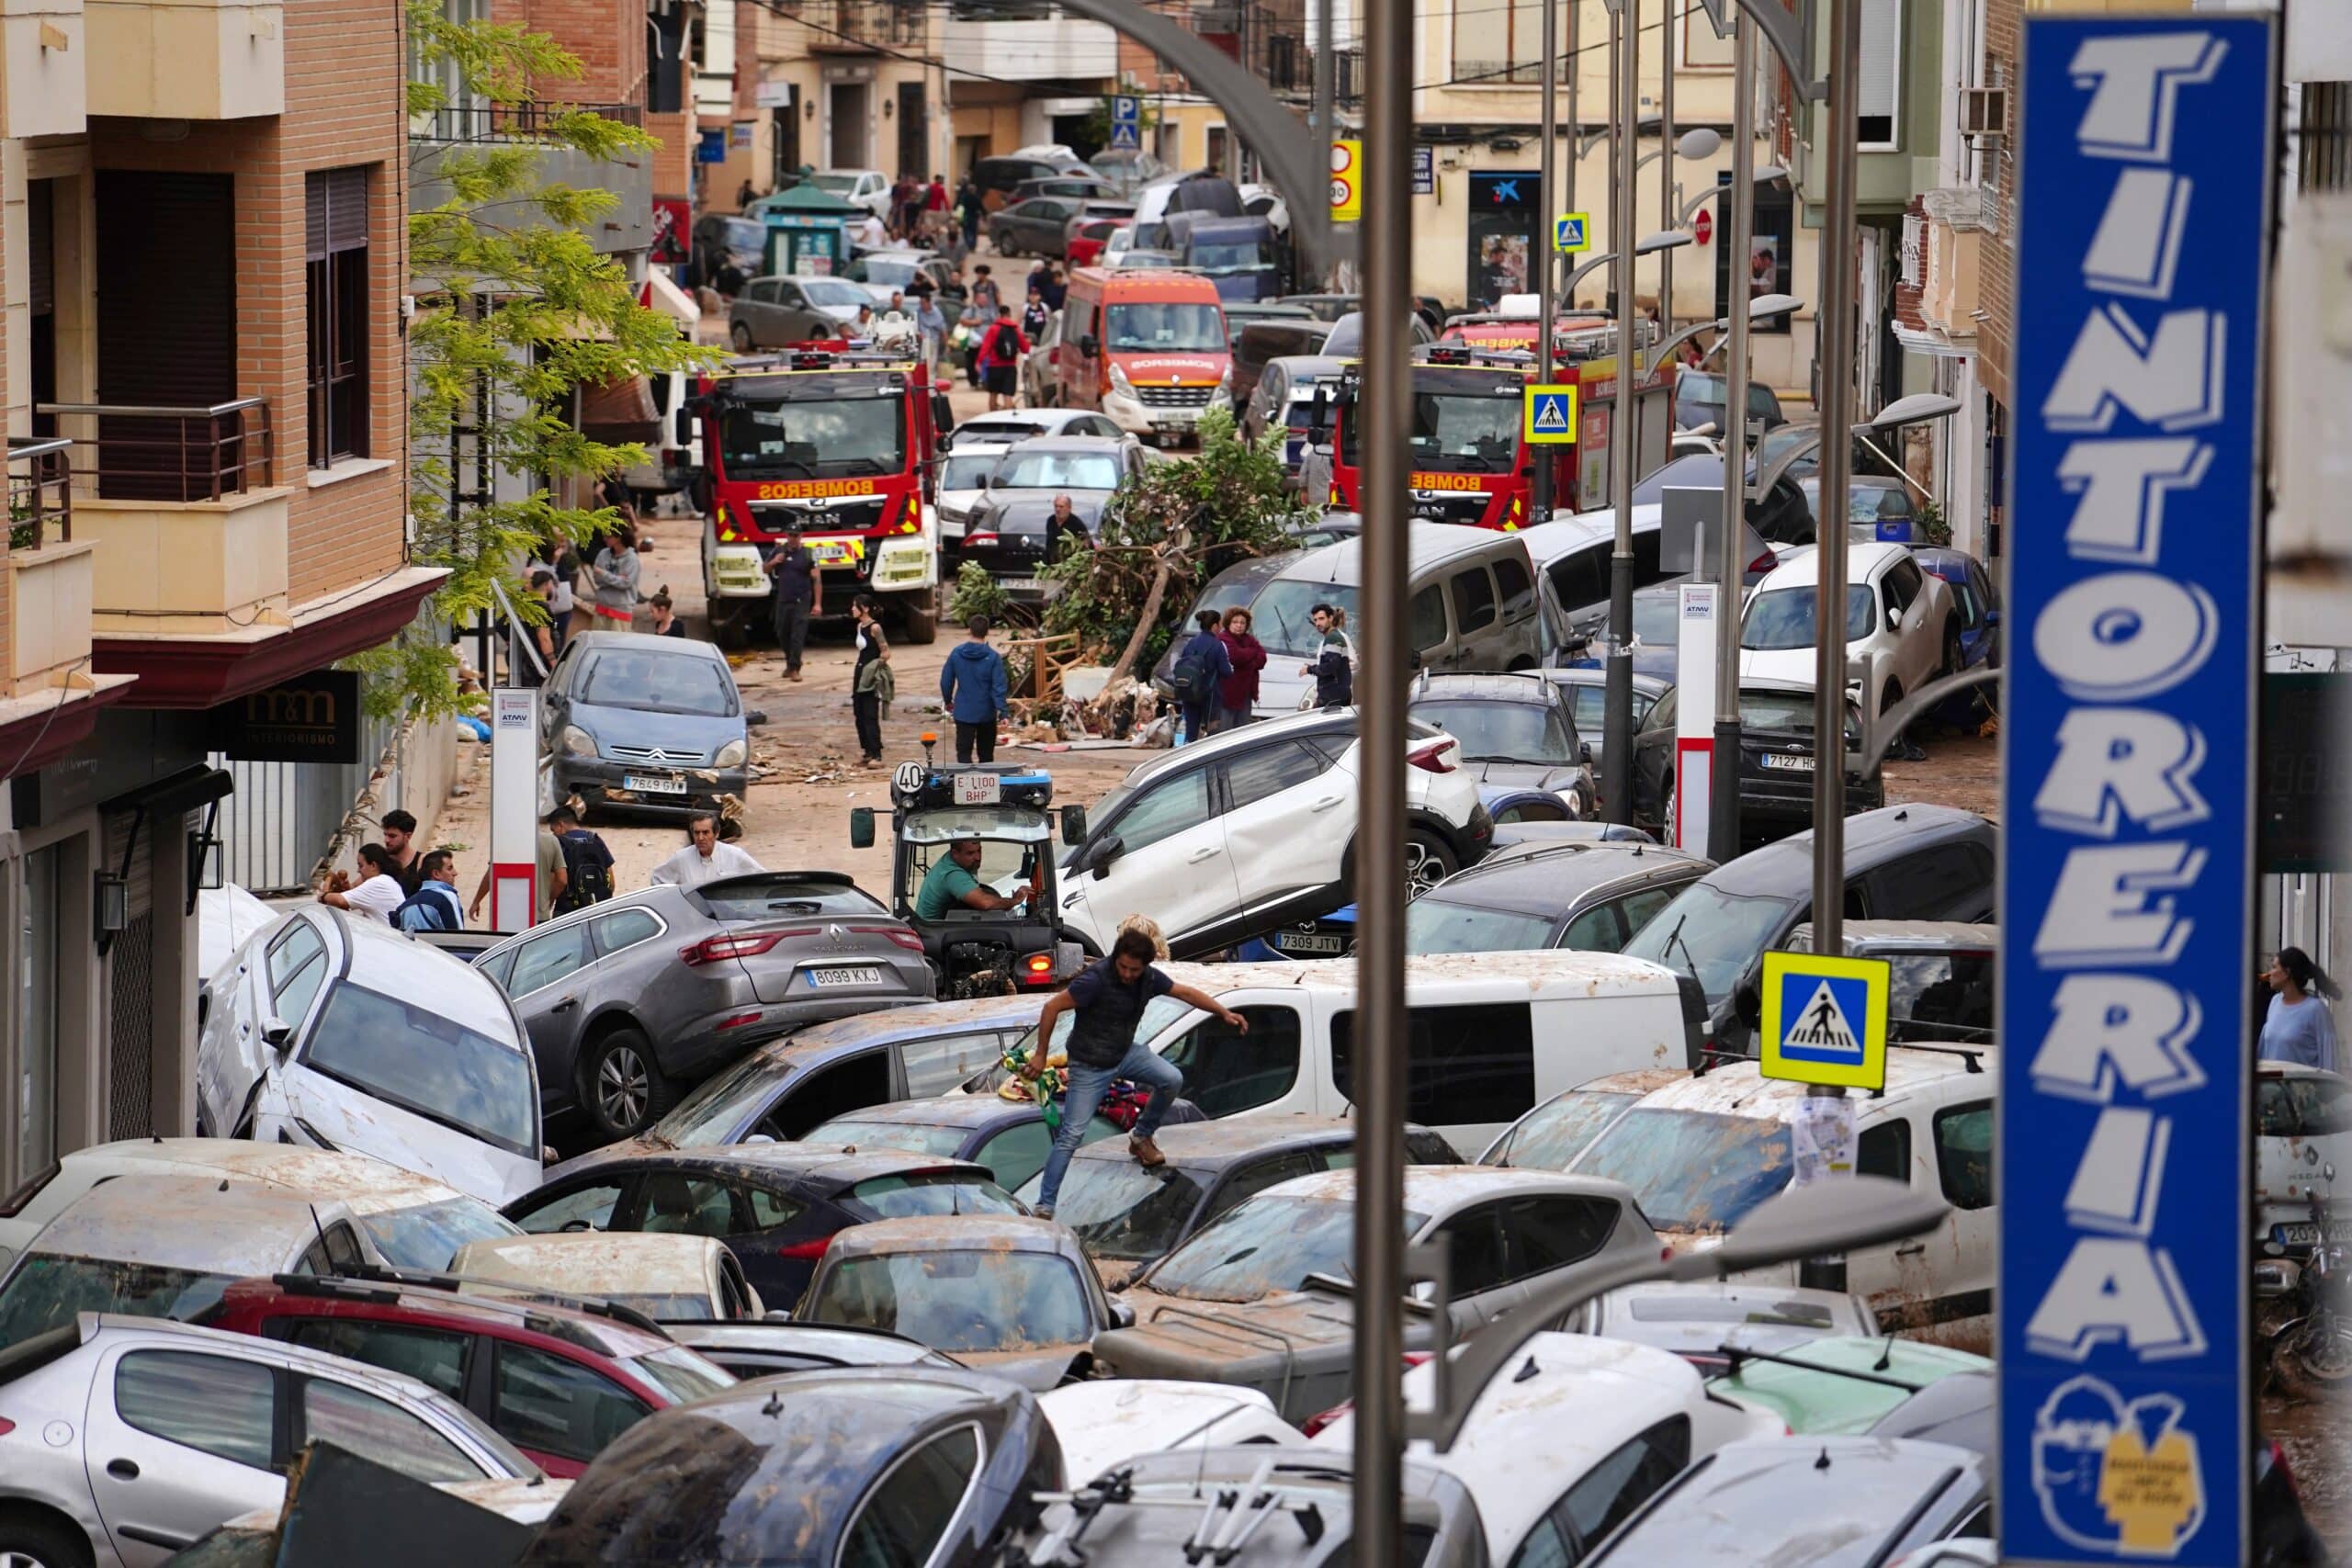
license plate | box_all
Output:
[1759,753,1816,773]
[2273,1220,2352,1247]
[808,538,865,566]
[953,773,1002,805]
[623,773,689,795]
[998,576,1044,592]
[808,965,884,988]
[1277,931,1346,954]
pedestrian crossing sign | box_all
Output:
[1554,213,1591,253]
[1759,950,1891,1090]
[1523,384,1579,445]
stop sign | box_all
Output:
[1693,208,1714,246]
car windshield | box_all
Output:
[807,1252,1091,1351]
[578,649,738,718]
[612,1292,715,1321]
[1404,898,1559,954]
[301,984,537,1155]
[1020,1162,1209,1261]
[939,453,1001,491]
[361,1197,523,1271]
[1146,1195,1428,1303]
[1633,594,1680,648]
[1575,1108,1792,1233]
[1622,882,1799,1006]
[695,876,886,920]
[1484,1089,1645,1169]
[0,1257,235,1342]
[1105,302,1225,352]
[1741,586,1875,650]
[807,1119,970,1160]
[1806,479,1914,523]
[716,396,908,479]
[1191,241,1273,272]
[1342,391,1519,473]
[1248,581,1361,656]
[649,1048,787,1146]
[799,278,871,309]
[629,1346,736,1403]
[844,1173,1026,1219]
[995,452,1123,491]
[1411,700,1573,763]
[861,256,922,288]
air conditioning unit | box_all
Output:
[1959,86,2006,143]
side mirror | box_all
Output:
[673,406,693,446]
[263,1017,294,1055]
[1108,1301,1136,1330]
[1091,834,1125,876]
[1080,333,1100,357]
[1060,805,1088,846]
[1887,607,1902,633]
[1579,741,1595,766]
[1308,388,1330,436]
[932,392,955,440]
[849,807,876,850]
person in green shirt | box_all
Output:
[914,838,1030,920]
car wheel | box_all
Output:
[0,1512,95,1568]
[1939,620,1962,679]
[730,321,754,352]
[1404,829,1457,898]
[580,1025,674,1142]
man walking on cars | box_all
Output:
[1023,928,1247,1218]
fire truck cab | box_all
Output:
[687,350,952,647]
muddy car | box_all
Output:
[1573,1280,1879,1373]
[1039,1381,1304,1484]
[806,1093,1204,1191]
[520,1367,1059,1568]
[449,1233,764,1323]
[796,1214,1127,1390]
[1091,1166,1657,1422]
[1476,1067,1691,1168]
[1013,1117,1462,1289]
[659,1320,959,1380]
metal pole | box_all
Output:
[1709,12,1751,858]
[1803,0,1859,1292]
[1351,0,1412,1536]
[1566,0,1579,214]
[1313,0,1335,287]
[1534,0,1559,520]
[1600,0,1638,824]
[1658,0,1675,349]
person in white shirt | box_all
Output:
[320,843,407,924]
[650,813,766,888]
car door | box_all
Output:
[1216,738,1348,916]
[1408,581,1453,671]
[740,279,778,344]
[489,1340,654,1477]
[1070,762,1239,950]
[1151,1000,1308,1118]
[587,906,670,1050]
[87,1344,286,1565]
[771,280,811,340]
[1882,556,1937,693]
[1448,567,1501,670]
[503,921,598,1109]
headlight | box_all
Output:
[1216,364,1234,397]
[715,739,749,768]
[560,725,598,758]
[1109,364,1135,398]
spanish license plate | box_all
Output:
[623,773,689,795]
[1759,754,1816,773]
[1278,931,1347,955]
[953,773,1002,805]
[808,537,865,566]
[2272,1220,2352,1247]
[998,576,1044,592]
[808,966,884,988]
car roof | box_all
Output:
[1264,354,1351,379]
[1630,1046,1997,1122]
[28,1176,368,1274]
[1147,949,1686,1004]
[1259,1165,1633,1213]
[1275,522,1529,583]
[562,628,729,661]
[548,1141,993,1189]
[1702,804,1991,896]
[1756,540,1910,589]
[215,1274,671,1359]
[85,1314,474,1406]
[1066,1115,1373,1169]
[1540,664,1675,696]
[754,993,1047,1055]
[814,1097,1033,1134]
[1592,1436,1983,1563]
[1422,843,1701,915]
[1413,671,1562,705]
[451,1233,724,1294]
[58,1139,477,1217]
[819,1213,1074,1259]
[303,908,525,1032]
[1117,705,1362,780]
[1785,920,1998,954]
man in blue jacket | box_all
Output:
[940,613,1010,762]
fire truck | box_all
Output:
[686,350,953,646]
[1326,334,1679,529]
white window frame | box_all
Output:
[1857,0,1904,152]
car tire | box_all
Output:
[579,1025,675,1143]
[1404,829,1457,899]
[730,321,754,352]
[0,1511,95,1568]
[1939,620,1962,679]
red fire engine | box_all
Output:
[686,350,952,645]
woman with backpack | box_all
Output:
[1170,609,1234,745]
[1213,607,1266,733]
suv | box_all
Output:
[1057,707,1493,957]
[1409,671,1597,820]
[200,1275,734,1476]
[1628,678,1885,849]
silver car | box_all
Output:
[0,1314,537,1567]
[541,632,753,823]
[728,274,871,351]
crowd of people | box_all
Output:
[1165,602,1352,744]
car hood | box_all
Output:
[1740,647,1833,686]
[1466,761,1583,792]
[567,702,743,759]
[1247,663,1317,714]
[285,1067,543,1206]
[950,1345,1096,1393]
[1106,1287,1361,1361]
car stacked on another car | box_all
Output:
[1408,670,1598,821]
[805,1094,1165,1190]
[954,434,1148,603]
[1403,841,1709,956]
[448,1233,765,1324]
[1740,540,1958,725]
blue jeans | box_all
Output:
[1035,1039,1182,1211]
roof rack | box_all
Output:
[333,1264,668,1337]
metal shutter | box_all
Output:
[95,172,236,502]
[307,167,369,258]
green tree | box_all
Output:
[355,3,717,717]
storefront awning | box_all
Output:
[578,375,662,446]
[94,566,447,709]
[640,270,700,329]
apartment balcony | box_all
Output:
[1893,187,1984,355]
[807,0,924,51]
[410,101,652,256]
[85,0,282,119]
[37,397,443,708]
[937,11,1115,80]
[1,0,87,138]
[0,435,129,773]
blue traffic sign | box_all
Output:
[1758,951,1887,1090]
[1999,15,2273,1567]
[1412,146,1434,196]
[1554,213,1590,253]
[1521,385,1578,445]
[1110,95,1141,151]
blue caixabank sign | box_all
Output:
[2000,14,2274,1565]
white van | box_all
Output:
[982,952,1702,1156]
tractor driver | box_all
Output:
[914,837,1035,919]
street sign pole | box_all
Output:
[1534,0,1559,522]
[1601,0,1638,825]
[489,688,539,933]
[1710,9,1753,860]
[1658,0,1676,349]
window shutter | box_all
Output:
[306,167,369,259]
[1858,0,1901,145]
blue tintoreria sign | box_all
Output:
[2000,14,2273,1566]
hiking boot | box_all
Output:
[1130,1134,1166,1168]
[1033,1203,1055,1221]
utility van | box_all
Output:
[1055,267,1233,444]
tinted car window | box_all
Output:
[1410,584,1449,651]
[1452,568,1498,633]
[285,1318,468,1401]
[1551,1417,1690,1560]
[1495,555,1536,618]
[1873,843,1992,920]
[1547,544,1608,615]
[840,1425,981,1568]
[300,1378,480,1483]
[1161,1004,1301,1116]
[1934,1102,1994,1210]
[1223,741,1328,811]
[1858,1119,1912,1182]
[1110,767,1214,853]
[1503,1194,1618,1280]
[117,1350,275,1469]
[1332,1003,1536,1126]
[513,1181,628,1235]
[1438,1201,1511,1294]
[636,1173,740,1237]
[494,1342,650,1464]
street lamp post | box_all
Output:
[1603,0,1639,826]
[1712,10,1757,860]
[1536,0,1560,521]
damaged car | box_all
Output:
[449,1233,765,1323]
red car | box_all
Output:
[199,1275,735,1476]
[1065,216,1127,270]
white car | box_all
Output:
[2257,1062,2350,1241]
[1576,1280,1881,1371]
[1313,1331,1781,1566]
[0,1140,523,1274]
[1057,707,1493,955]
[1568,1045,1998,1348]
[197,908,545,1205]
[1042,1381,1304,1484]
[449,1233,765,1323]
[0,1314,537,1567]
[810,166,891,221]
[1738,539,1957,722]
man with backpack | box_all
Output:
[548,804,616,913]
[978,304,1028,412]
[1170,609,1235,744]
[394,851,466,933]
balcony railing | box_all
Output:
[411,100,645,144]
[7,437,74,550]
[36,400,277,505]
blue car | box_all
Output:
[1913,547,2001,671]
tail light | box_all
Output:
[0,1417,15,1438]
[965,532,1000,549]
[713,1012,763,1032]
[1408,740,1457,773]
[1747,547,1778,578]
[1301,1352,1429,1437]
[680,930,816,965]
[852,924,927,954]
[777,1236,833,1260]
[1020,953,1057,986]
